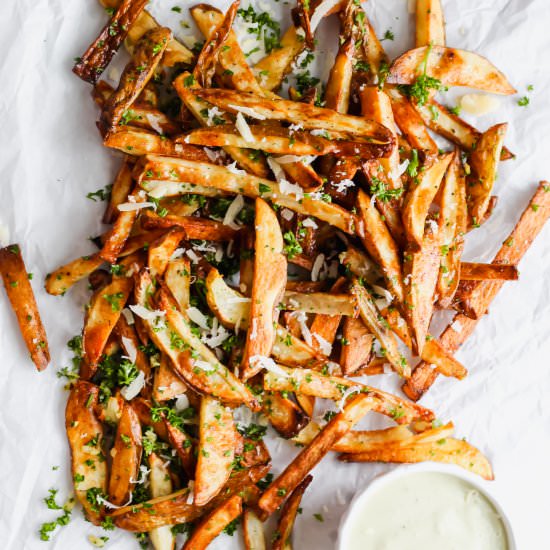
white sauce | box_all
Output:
[342,472,508,550]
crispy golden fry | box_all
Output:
[118,229,166,258]
[0,244,50,370]
[263,392,309,439]
[182,495,242,550]
[416,0,445,47]
[99,27,171,135]
[351,280,409,377]
[356,190,404,303]
[110,464,269,531]
[387,46,516,95]
[241,199,287,379]
[340,437,493,480]
[467,123,507,225]
[73,0,149,83]
[109,403,142,505]
[193,89,395,145]
[163,416,196,480]
[65,382,107,524]
[147,228,186,278]
[114,314,151,379]
[132,397,169,440]
[138,155,356,233]
[325,39,354,113]
[258,394,375,515]
[404,181,550,400]
[402,153,453,247]
[460,262,519,281]
[81,276,133,379]
[403,234,440,355]
[253,25,305,91]
[164,258,191,312]
[281,291,355,316]
[104,156,135,224]
[340,317,374,375]
[148,452,176,550]
[195,396,236,506]
[243,508,266,550]
[152,354,187,402]
[436,151,467,307]
[272,475,312,550]
[263,365,434,424]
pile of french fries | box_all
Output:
[1,0,549,547]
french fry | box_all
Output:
[148,452,176,550]
[324,39,354,113]
[243,508,266,550]
[109,402,142,505]
[147,228,186,278]
[387,46,517,95]
[81,275,133,379]
[281,291,355,316]
[152,354,187,402]
[258,394,376,515]
[241,199,287,380]
[110,464,269,531]
[194,396,236,506]
[73,0,149,84]
[272,475,312,550]
[182,495,242,550]
[164,258,191,312]
[103,157,135,224]
[340,317,374,375]
[263,392,309,439]
[132,397,169,440]
[114,314,151,379]
[460,262,519,281]
[415,0,446,47]
[65,382,107,524]
[163,416,196,480]
[0,244,49,370]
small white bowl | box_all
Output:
[337,462,516,550]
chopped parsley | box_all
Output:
[517,96,529,107]
[369,177,404,202]
[283,231,303,259]
[237,6,281,53]
[86,184,112,202]
[103,291,124,312]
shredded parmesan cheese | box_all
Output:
[310,0,342,32]
[175,393,190,411]
[223,194,245,229]
[249,355,290,378]
[121,336,137,364]
[235,112,255,142]
[117,201,155,212]
[311,253,326,282]
[337,385,362,412]
[302,218,318,229]
[228,104,266,120]
[313,333,332,356]
[280,208,295,221]
[120,370,145,401]
[121,308,135,325]
[129,305,165,322]
[186,307,210,329]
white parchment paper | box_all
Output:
[1,0,549,548]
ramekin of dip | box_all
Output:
[337,463,515,550]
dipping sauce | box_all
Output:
[341,472,508,550]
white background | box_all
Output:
[0,0,549,548]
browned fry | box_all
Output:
[404,182,550,400]
[132,397,169,440]
[467,123,508,225]
[356,190,404,303]
[65,382,107,524]
[73,0,149,84]
[45,253,104,298]
[281,291,355,316]
[387,46,516,95]
[194,396,237,506]
[163,416,196,480]
[263,391,310,439]
[182,495,242,550]
[88,268,112,292]
[99,27,172,135]
[332,424,420,453]
[258,394,375,515]
[339,437,493,480]
[117,229,165,258]
[146,228,186,278]
[0,245,49,370]
[148,452,176,548]
[238,436,272,469]
[81,276,133,379]
[340,317,374,375]
[387,89,438,155]
[114,314,151,379]
[241,199,287,380]
[109,403,142,506]
[110,464,269,531]
[272,475,312,550]
[402,153,453,247]
[460,262,519,281]
[164,257,191,312]
[416,0,446,47]
[325,39,355,113]
[103,157,135,224]
[243,508,266,550]
[152,353,187,402]
[402,234,440,356]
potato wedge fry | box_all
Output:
[73,0,149,84]
[404,181,550,399]
[147,228,186,278]
[258,394,375,515]
[163,416,196,480]
[243,508,266,550]
[194,396,236,506]
[340,317,374,375]
[263,392,309,439]
[460,262,518,281]
[416,0,445,47]
[340,437,493,480]
[148,453,176,550]
[164,258,191,312]
[99,27,172,135]
[138,155,356,233]
[182,495,242,550]
[402,152,453,247]
[272,475,312,550]
[152,354,187,402]
[65,382,107,524]
[110,464,269,531]
[114,314,151,379]
[281,291,355,316]
[81,276,133,379]
[0,244,49,370]
[103,157,135,224]
[109,402,142,505]
[325,39,354,113]
[387,46,516,95]
[467,123,507,225]
[132,397,169,441]
[351,280,409,377]
[241,199,287,380]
